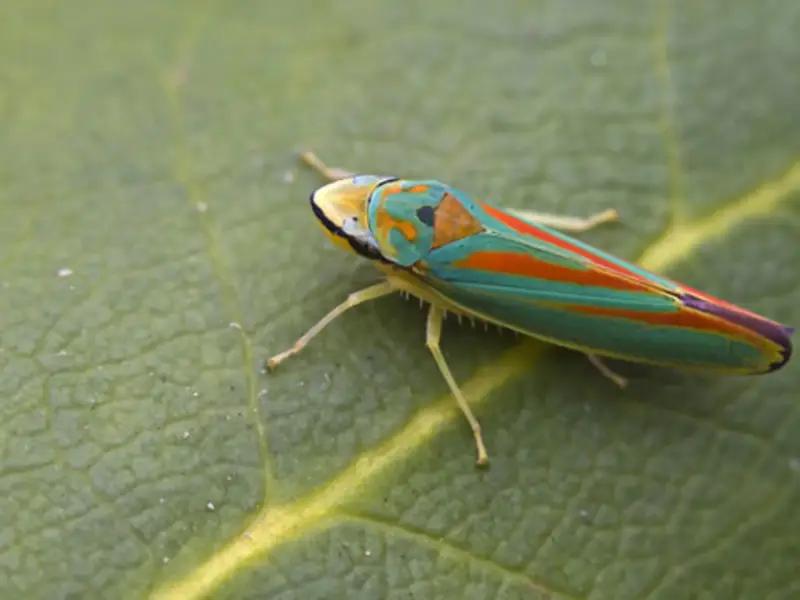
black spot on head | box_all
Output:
[416,205,436,227]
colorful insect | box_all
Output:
[266,151,793,466]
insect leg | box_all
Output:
[507,208,619,233]
[586,353,628,388]
[425,304,489,466]
[266,280,397,371]
[299,150,356,182]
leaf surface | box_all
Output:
[1,1,799,599]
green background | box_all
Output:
[1,1,799,599]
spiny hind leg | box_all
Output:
[507,208,619,233]
[299,150,357,182]
[425,303,489,466]
[266,280,397,371]
[586,353,628,388]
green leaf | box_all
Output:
[1,1,799,599]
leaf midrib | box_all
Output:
[150,160,800,600]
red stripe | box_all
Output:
[478,201,645,280]
[565,303,761,341]
[454,250,652,292]
[477,200,780,348]
[479,200,774,325]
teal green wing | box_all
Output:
[412,196,791,374]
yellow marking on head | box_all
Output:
[311,179,371,231]
[315,219,354,253]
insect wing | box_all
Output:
[415,196,791,373]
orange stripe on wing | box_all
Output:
[565,304,766,347]
[453,250,652,293]
[478,200,647,281]
[476,200,779,351]
[478,201,772,316]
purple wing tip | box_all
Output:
[679,293,793,373]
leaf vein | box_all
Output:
[339,513,579,600]
[162,13,276,494]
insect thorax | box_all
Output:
[368,179,484,267]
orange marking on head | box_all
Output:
[376,210,418,242]
[406,184,429,193]
[454,251,651,292]
[371,181,419,245]
[379,181,403,195]
[431,193,484,249]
